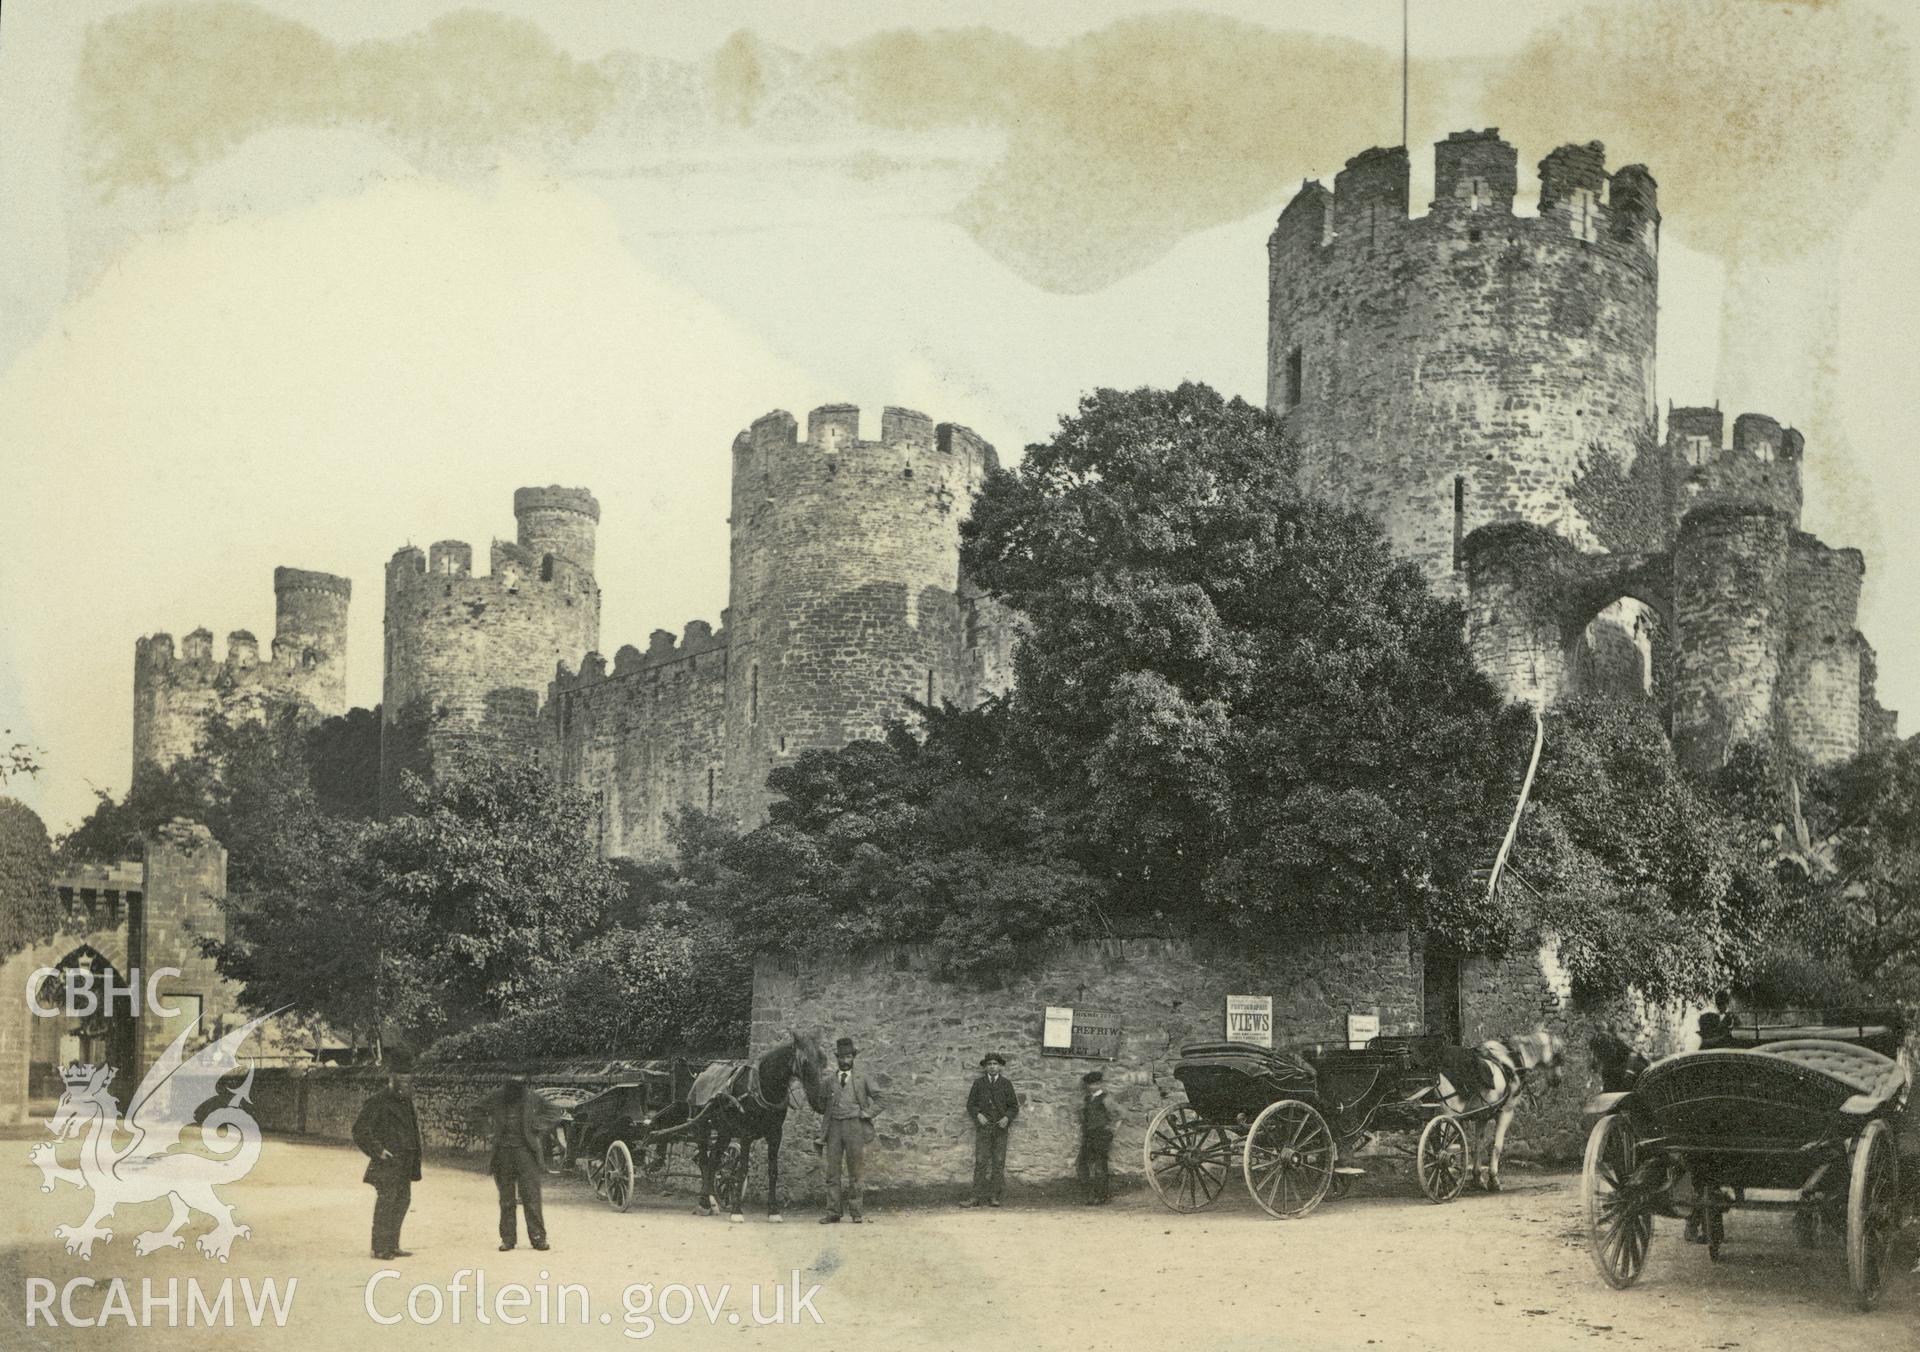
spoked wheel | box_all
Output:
[1416,1115,1469,1204]
[541,1125,569,1175]
[1143,1103,1233,1213]
[1846,1119,1898,1312]
[1584,1113,1654,1289]
[603,1140,637,1213]
[1242,1099,1335,1219]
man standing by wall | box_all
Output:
[1078,1070,1120,1205]
[352,1054,423,1261]
[960,1052,1018,1208]
[818,1036,878,1224]
[486,1079,558,1251]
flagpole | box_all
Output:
[1402,0,1409,147]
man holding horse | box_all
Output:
[818,1036,879,1224]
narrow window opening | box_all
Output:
[1452,476,1466,570]
[749,665,758,723]
[926,669,936,707]
[541,554,554,582]
[779,735,787,753]
[1285,347,1303,409]
[707,768,715,810]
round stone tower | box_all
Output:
[272,566,352,710]
[1268,129,1660,592]
[723,404,997,823]
[381,487,600,810]
[1670,505,1791,774]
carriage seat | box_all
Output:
[1757,1040,1909,1113]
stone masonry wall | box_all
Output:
[749,933,1418,1203]
[1459,944,1692,1163]
[1268,130,1659,596]
[382,489,600,812]
[543,624,731,858]
[1670,506,1790,773]
[129,821,239,1077]
[133,568,351,784]
[1779,533,1865,767]
[723,405,1005,828]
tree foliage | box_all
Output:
[426,917,750,1062]
[669,385,1531,981]
[210,753,621,1046]
[0,797,63,959]
[1512,698,1786,1001]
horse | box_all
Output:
[1431,1028,1566,1193]
[1588,1028,1651,1093]
[648,1030,829,1223]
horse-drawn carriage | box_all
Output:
[1581,1009,1912,1311]
[540,1061,705,1212]
[1144,1034,1482,1218]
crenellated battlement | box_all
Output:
[1268,130,1659,267]
[135,625,332,675]
[732,404,999,476]
[551,619,731,693]
[133,565,352,782]
[1666,405,1804,529]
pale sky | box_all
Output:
[3,0,1917,832]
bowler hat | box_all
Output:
[835,1037,857,1054]
[1081,1070,1103,1085]
[979,1052,1006,1067]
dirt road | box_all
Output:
[2,1129,1912,1351]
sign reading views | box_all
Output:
[1225,995,1273,1047]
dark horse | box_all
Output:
[649,1031,828,1223]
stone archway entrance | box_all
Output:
[28,945,139,1106]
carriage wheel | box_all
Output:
[604,1140,637,1214]
[541,1125,568,1176]
[1416,1115,1469,1204]
[1584,1113,1654,1290]
[1846,1119,1898,1312]
[1143,1103,1232,1213]
[1242,1099,1335,1220]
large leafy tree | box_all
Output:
[1510,698,1787,1002]
[211,752,622,1047]
[960,383,1527,941]
[0,797,64,958]
[678,385,1531,981]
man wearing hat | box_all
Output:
[818,1036,879,1224]
[960,1053,1019,1207]
[1077,1070,1121,1204]
[352,1052,423,1260]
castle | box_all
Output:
[129,126,1893,849]
[131,567,352,781]
[1267,129,1893,772]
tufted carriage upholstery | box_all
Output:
[1758,1040,1908,1110]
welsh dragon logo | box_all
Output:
[29,1013,274,1262]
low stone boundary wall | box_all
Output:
[751,932,1422,1205]
[248,1058,699,1158]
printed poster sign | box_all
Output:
[1225,995,1273,1047]
[1347,1012,1381,1049]
[1041,1005,1074,1051]
[1040,1006,1122,1060]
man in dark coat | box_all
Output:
[1077,1070,1120,1204]
[959,1053,1018,1208]
[353,1057,423,1260]
[485,1080,559,1251]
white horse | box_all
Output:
[1432,1029,1566,1192]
